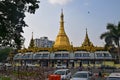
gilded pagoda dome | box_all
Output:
[53,10,71,49]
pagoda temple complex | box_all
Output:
[14,10,112,67]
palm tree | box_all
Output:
[100,22,120,63]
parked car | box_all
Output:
[5,63,12,67]
[106,73,120,80]
[0,62,3,66]
[56,64,67,68]
[54,69,71,80]
[70,71,92,80]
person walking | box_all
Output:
[79,66,82,71]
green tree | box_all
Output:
[0,0,40,50]
[100,22,120,63]
[0,48,11,62]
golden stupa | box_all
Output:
[53,10,71,50]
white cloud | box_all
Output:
[48,0,73,5]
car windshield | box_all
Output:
[107,77,120,80]
[73,73,87,78]
[57,64,66,66]
[54,71,66,75]
[57,64,61,66]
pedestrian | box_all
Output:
[98,71,102,77]
[79,66,82,71]
[87,65,90,71]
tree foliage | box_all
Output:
[0,48,11,62]
[0,0,40,49]
[100,22,120,48]
[100,22,120,63]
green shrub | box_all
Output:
[0,76,11,80]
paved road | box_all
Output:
[46,67,120,80]
[0,66,120,80]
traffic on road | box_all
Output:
[0,63,120,80]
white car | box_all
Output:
[0,62,3,66]
[54,69,71,80]
[56,64,67,68]
[5,63,12,67]
[70,71,92,80]
[106,73,120,80]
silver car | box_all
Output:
[54,69,71,80]
[106,73,120,80]
[70,71,92,80]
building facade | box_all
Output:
[34,37,54,48]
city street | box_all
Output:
[0,65,120,80]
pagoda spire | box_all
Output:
[61,9,64,22]
[28,32,35,49]
[82,28,94,47]
[53,10,70,49]
[85,28,89,43]
[59,9,66,35]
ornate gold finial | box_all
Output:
[86,28,87,34]
[71,42,73,45]
[53,10,70,50]
[85,28,88,42]
[61,9,63,13]
[61,9,63,16]
[60,9,64,23]
[32,32,33,39]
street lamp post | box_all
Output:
[103,53,105,73]
[94,53,95,68]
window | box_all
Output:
[14,54,20,58]
[73,73,88,78]
[43,54,48,57]
[83,53,89,57]
[34,54,42,58]
[96,53,102,57]
[62,54,68,57]
[55,71,66,75]
[104,53,109,57]
[22,54,31,58]
[75,53,82,57]
[55,54,61,57]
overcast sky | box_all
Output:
[23,0,120,48]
